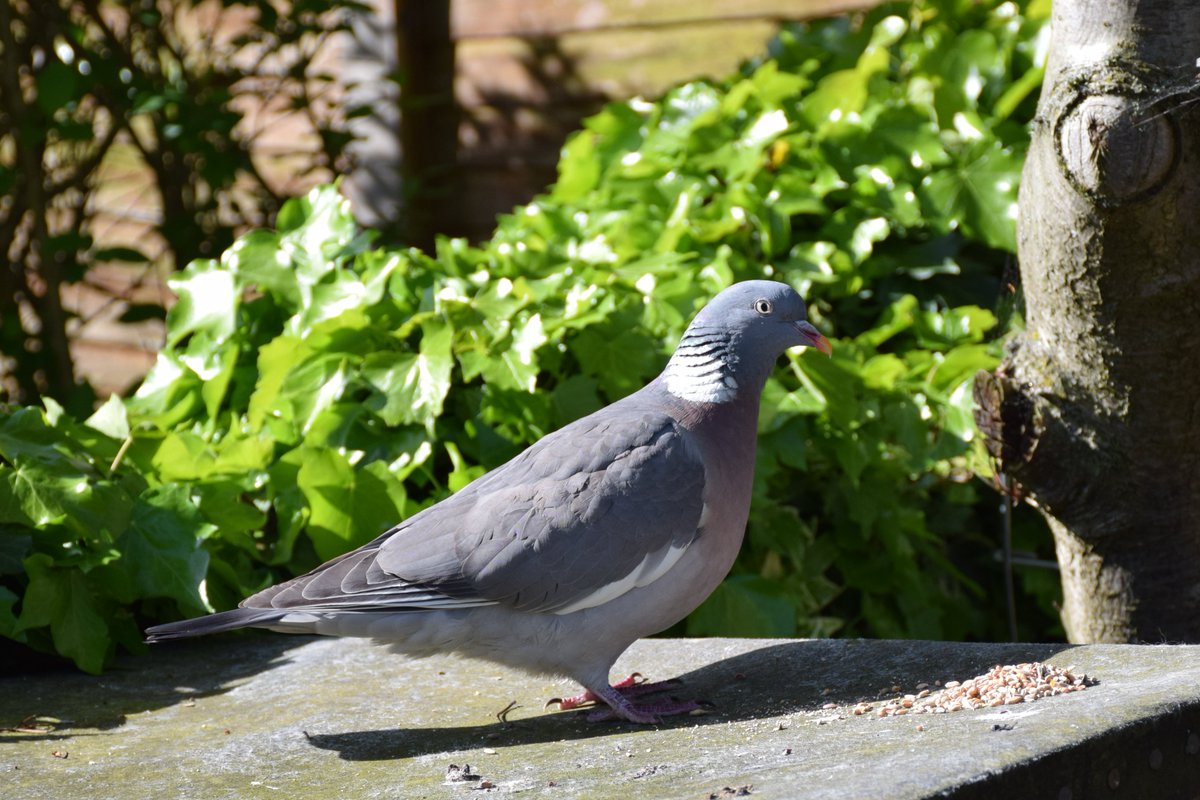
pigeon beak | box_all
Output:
[794,320,832,356]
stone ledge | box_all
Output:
[2,636,1199,799]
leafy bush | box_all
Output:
[0,0,1053,672]
[0,0,359,408]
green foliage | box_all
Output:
[0,0,361,408]
[0,0,1055,672]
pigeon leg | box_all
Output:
[547,674,698,723]
[584,684,703,724]
[549,673,667,710]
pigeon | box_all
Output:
[145,280,832,723]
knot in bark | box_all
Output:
[1057,93,1178,205]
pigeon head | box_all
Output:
[662,280,830,404]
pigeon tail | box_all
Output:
[144,608,287,642]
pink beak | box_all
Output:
[795,320,832,356]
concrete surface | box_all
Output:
[2,636,1199,799]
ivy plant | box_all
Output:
[0,0,1054,672]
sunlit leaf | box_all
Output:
[296,448,406,561]
[165,260,238,347]
[363,320,454,429]
[85,395,130,441]
[920,140,1022,251]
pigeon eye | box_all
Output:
[754,298,773,316]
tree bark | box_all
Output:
[976,0,1200,642]
[0,0,77,402]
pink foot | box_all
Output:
[546,673,701,724]
[550,673,665,710]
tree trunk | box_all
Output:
[975,0,1200,642]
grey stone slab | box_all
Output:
[2,636,1199,799]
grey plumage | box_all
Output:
[146,280,831,723]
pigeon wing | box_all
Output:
[242,405,707,616]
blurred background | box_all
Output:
[3,0,879,406]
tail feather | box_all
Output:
[144,608,287,642]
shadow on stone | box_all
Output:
[0,633,314,735]
[303,638,1080,761]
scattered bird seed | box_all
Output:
[871,662,1093,717]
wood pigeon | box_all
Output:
[146,280,832,723]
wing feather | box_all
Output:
[241,400,707,616]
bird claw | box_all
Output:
[546,692,599,712]
[614,672,645,688]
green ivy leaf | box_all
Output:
[569,327,659,399]
[84,395,131,441]
[687,575,797,637]
[492,313,547,393]
[920,140,1021,251]
[363,320,454,429]
[0,455,132,543]
[551,375,602,426]
[111,486,214,614]
[553,130,602,203]
[225,229,296,306]
[165,260,238,347]
[801,69,868,129]
[276,184,358,277]
[194,478,267,536]
[296,448,406,562]
[126,351,206,428]
[16,554,110,674]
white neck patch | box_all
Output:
[663,327,739,404]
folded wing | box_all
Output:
[242,406,707,617]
